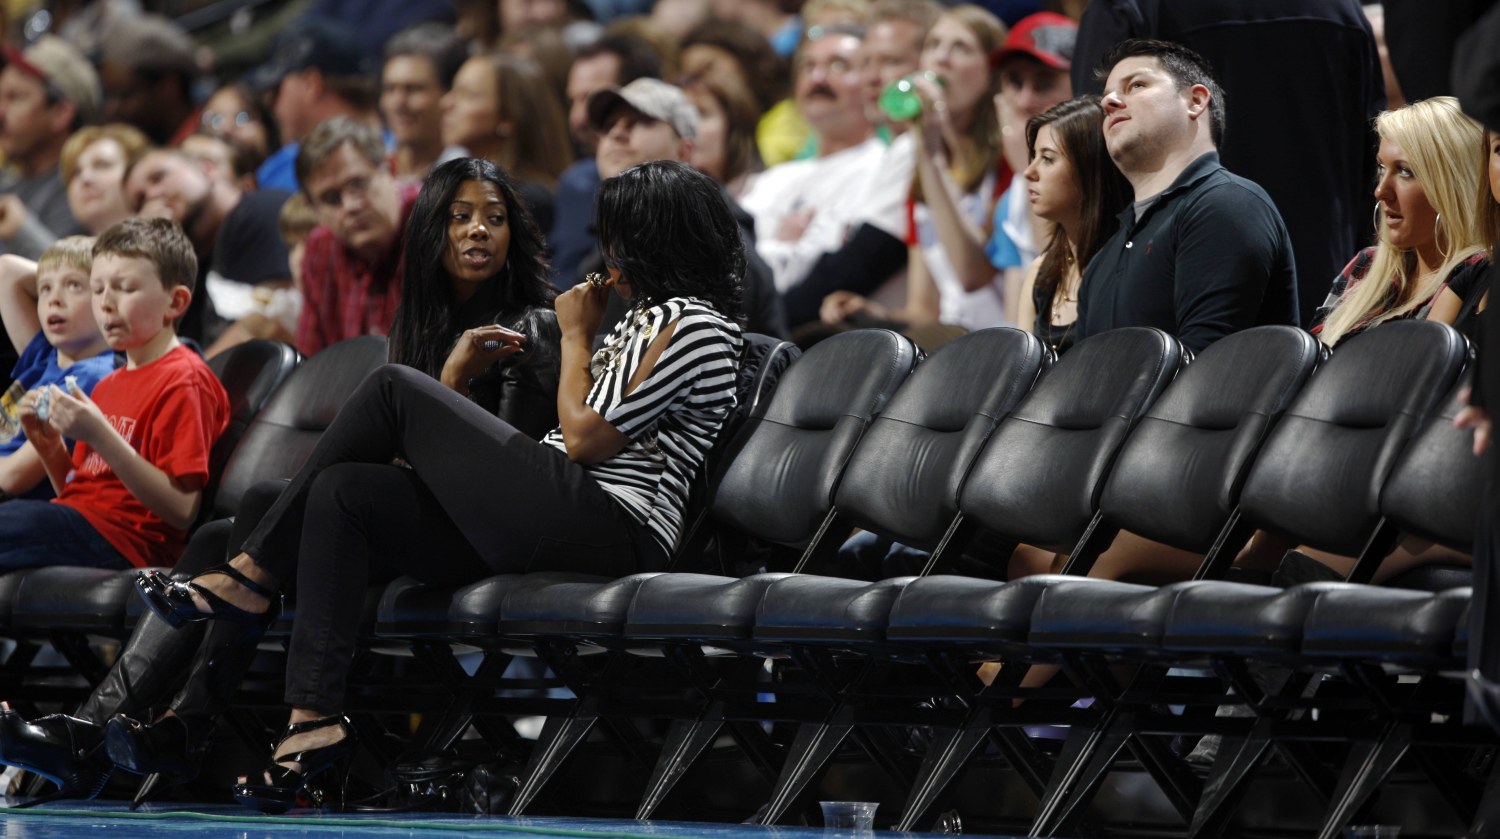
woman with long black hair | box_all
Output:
[0,157,562,801]
[134,160,745,811]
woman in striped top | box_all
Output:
[135,160,746,811]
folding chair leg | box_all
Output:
[1316,721,1411,839]
[635,712,726,819]
[1468,753,1500,838]
[1187,723,1275,839]
[508,709,599,815]
[755,721,854,825]
[1031,707,1131,837]
[1124,727,1202,826]
[894,716,991,831]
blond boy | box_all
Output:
[0,238,115,500]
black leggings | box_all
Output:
[240,364,661,714]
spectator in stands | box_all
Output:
[683,75,764,199]
[441,54,573,237]
[740,24,908,297]
[0,157,566,801]
[96,14,201,148]
[124,148,293,347]
[0,219,228,573]
[197,83,278,174]
[987,13,1076,315]
[551,33,662,287]
[1315,97,1491,345]
[1013,97,1130,354]
[586,78,785,337]
[380,23,468,184]
[776,0,941,328]
[132,162,743,814]
[0,36,101,260]
[247,20,379,193]
[293,117,417,356]
[1074,39,1299,355]
[60,124,149,238]
[206,195,318,355]
[0,238,115,500]
[816,5,1008,338]
[680,20,798,166]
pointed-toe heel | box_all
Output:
[0,708,110,802]
[135,565,278,629]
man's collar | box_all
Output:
[1119,151,1223,228]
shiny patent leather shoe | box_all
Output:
[103,713,210,781]
[0,707,110,803]
[135,564,278,629]
[232,716,355,814]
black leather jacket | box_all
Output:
[464,305,562,441]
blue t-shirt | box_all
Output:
[5,332,116,497]
[984,189,1023,270]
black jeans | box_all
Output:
[240,364,659,714]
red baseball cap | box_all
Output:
[990,12,1077,71]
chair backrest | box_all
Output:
[957,327,1183,550]
[201,339,301,520]
[708,329,918,549]
[1378,378,1484,552]
[1238,320,1467,555]
[834,327,1048,550]
[1098,325,1321,552]
[212,336,389,518]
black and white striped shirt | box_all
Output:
[543,297,742,554]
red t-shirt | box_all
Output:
[55,345,230,568]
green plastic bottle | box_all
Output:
[878,71,940,121]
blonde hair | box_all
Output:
[37,235,96,276]
[913,4,1004,200]
[59,124,151,186]
[1321,96,1487,345]
[278,193,319,242]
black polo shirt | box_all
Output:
[1076,152,1299,354]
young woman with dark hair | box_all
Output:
[388,157,561,438]
[0,158,562,801]
[131,160,744,812]
[1015,96,1130,353]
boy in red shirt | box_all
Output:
[6,218,230,570]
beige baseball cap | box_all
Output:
[587,78,698,141]
[3,36,102,122]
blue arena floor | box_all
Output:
[0,802,1010,838]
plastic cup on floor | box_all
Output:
[820,800,878,833]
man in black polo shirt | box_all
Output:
[1076,39,1298,354]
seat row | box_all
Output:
[0,321,1488,836]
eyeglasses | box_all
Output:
[201,110,254,133]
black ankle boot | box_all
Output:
[0,708,110,799]
[103,713,211,779]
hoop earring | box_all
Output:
[1434,212,1451,260]
[1373,203,1383,235]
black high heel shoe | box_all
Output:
[0,707,111,804]
[104,713,214,810]
[232,716,355,814]
[135,564,278,629]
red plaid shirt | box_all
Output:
[294,183,419,355]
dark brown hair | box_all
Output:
[93,217,198,292]
[681,74,762,186]
[295,117,387,194]
[1026,96,1129,305]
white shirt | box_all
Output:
[740,135,905,292]
[914,168,1010,331]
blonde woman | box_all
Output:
[1315,96,1490,345]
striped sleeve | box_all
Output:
[588,302,739,439]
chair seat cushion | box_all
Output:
[377,574,529,637]
[1302,586,1470,663]
[624,573,797,641]
[753,575,916,642]
[1029,579,1196,650]
[886,575,1102,644]
[1162,581,1356,654]
[495,572,663,639]
[12,567,141,633]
